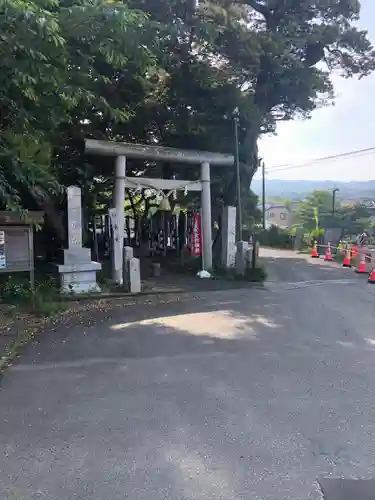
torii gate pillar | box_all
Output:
[114,155,126,285]
[200,161,212,271]
[84,139,234,284]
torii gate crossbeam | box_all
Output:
[84,139,234,284]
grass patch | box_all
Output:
[0,273,66,316]
[212,265,267,282]
[162,250,267,283]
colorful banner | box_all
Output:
[189,212,202,257]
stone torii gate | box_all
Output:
[84,139,234,284]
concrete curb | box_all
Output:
[59,288,187,303]
[59,282,265,303]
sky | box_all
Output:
[256,0,375,182]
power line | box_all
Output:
[267,146,375,171]
[267,148,375,173]
[265,146,375,174]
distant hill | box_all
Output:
[250,179,375,202]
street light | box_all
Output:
[332,188,339,215]
[233,107,243,241]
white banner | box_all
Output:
[108,209,122,271]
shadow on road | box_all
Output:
[11,291,288,365]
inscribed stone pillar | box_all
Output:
[67,186,83,248]
[57,185,102,293]
[221,206,236,268]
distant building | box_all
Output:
[264,204,295,229]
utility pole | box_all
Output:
[332,188,339,215]
[262,160,266,230]
[233,108,243,240]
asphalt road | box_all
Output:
[2,249,375,500]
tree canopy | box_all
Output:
[1,0,374,230]
[0,0,154,212]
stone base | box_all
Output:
[235,240,249,275]
[56,261,102,294]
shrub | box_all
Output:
[0,275,63,316]
[244,265,267,282]
[258,226,293,249]
[0,276,32,304]
[213,264,267,283]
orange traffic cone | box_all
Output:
[311,241,319,258]
[342,248,351,268]
[355,251,367,274]
[324,242,333,262]
[368,267,375,284]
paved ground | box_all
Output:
[1,249,375,500]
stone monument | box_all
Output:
[128,257,141,293]
[57,186,102,293]
[221,206,237,268]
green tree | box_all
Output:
[336,204,371,235]
[296,190,339,230]
[296,192,372,235]
[0,0,155,215]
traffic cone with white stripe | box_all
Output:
[368,266,375,284]
[324,242,333,262]
[342,247,351,268]
[311,241,319,258]
[355,251,367,274]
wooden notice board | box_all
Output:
[0,211,43,289]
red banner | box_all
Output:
[189,212,202,257]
